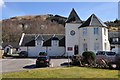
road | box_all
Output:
[1,58,70,73]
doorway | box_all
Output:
[74,45,78,55]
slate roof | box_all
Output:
[66,8,82,23]
[20,34,65,47]
[2,42,19,48]
[79,14,107,28]
[108,32,120,45]
[109,37,120,45]
[20,34,35,46]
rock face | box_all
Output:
[2,14,67,42]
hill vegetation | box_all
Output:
[1,14,119,42]
[2,14,67,42]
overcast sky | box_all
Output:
[0,2,118,22]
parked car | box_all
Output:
[96,51,117,68]
[39,52,47,56]
[115,54,120,68]
[19,51,28,57]
[36,56,50,67]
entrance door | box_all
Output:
[74,45,78,55]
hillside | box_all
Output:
[105,19,120,32]
[1,14,120,43]
[2,14,67,42]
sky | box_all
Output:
[118,1,120,20]
[0,1,119,22]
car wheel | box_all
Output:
[36,65,39,68]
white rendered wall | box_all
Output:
[65,23,82,56]
[20,46,65,57]
[30,45,46,57]
[19,47,27,52]
[47,47,65,56]
[79,27,110,55]
[101,27,110,51]
[20,46,46,57]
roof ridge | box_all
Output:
[90,14,94,26]
[24,34,65,35]
[79,14,107,28]
[66,8,82,23]
[95,15,107,27]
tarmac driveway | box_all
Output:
[1,58,70,73]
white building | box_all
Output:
[65,8,110,56]
[109,31,120,54]
[19,34,65,57]
[19,8,111,57]
[2,42,19,55]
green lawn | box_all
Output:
[2,67,119,78]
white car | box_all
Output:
[96,51,116,63]
[112,48,120,54]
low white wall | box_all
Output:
[20,46,65,57]
[28,46,46,57]
[19,47,27,52]
[47,47,65,56]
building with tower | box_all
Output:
[65,8,110,56]
[19,8,110,57]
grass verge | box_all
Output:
[2,67,119,78]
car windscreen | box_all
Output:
[37,57,48,60]
[96,51,105,55]
[106,52,116,56]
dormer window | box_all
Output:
[36,40,43,46]
[113,38,119,42]
[52,36,59,46]
[52,40,59,46]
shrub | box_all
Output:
[82,51,96,66]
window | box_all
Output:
[104,43,107,50]
[94,43,99,51]
[96,51,105,55]
[52,40,58,46]
[36,40,43,46]
[36,41,40,45]
[113,38,119,42]
[94,28,99,35]
[83,28,87,36]
[68,47,73,51]
[83,43,87,51]
[104,28,106,36]
[106,52,116,56]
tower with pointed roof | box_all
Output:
[78,14,110,54]
[65,8,82,56]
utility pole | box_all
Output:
[67,52,70,67]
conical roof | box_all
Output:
[79,14,107,28]
[66,8,82,23]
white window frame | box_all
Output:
[94,43,99,51]
[83,43,87,51]
[113,38,119,42]
[83,28,87,36]
[104,28,106,36]
[104,43,107,50]
[52,40,59,46]
[94,28,99,35]
[36,40,43,46]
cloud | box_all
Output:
[0,0,5,8]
